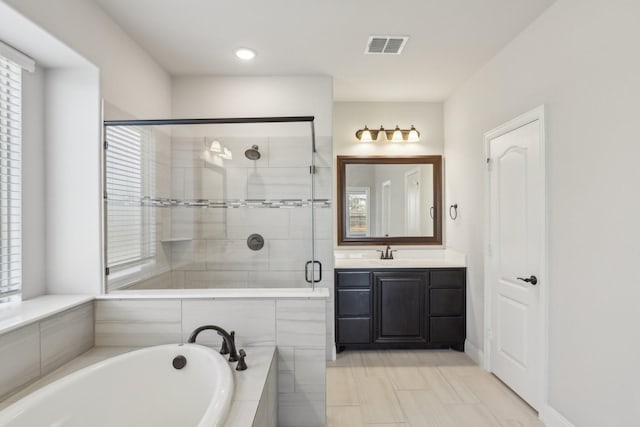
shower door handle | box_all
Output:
[305,260,322,283]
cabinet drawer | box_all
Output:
[430,270,465,288]
[430,289,464,316]
[337,318,371,343]
[430,317,465,343]
[336,271,370,288]
[338,290,371,316]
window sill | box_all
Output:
[0,295,95,335]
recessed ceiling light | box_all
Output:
[235,48,256,60]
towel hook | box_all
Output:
[449,203,458,220]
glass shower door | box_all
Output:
[104,118,320,292]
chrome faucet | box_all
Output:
[187,325,239,362]
[377,245,396,260]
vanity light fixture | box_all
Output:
[355,125,421,142]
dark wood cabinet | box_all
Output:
[373,272,427,344]
[335,268,466,352]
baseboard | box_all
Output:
[464,339,484,367]
[540,405,575,427]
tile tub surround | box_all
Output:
[0,300,94,400]
[95,294,328,427]
[0,346,278,427]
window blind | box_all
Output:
[105,126,156,270]
[0,55,22,303]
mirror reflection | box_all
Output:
[345,164,434,237]
[337,156,442,245]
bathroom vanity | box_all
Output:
[334,253,466,352]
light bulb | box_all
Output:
[209,139,222,152]
[358,126,373,142]
[407,125,420,142]
[391,125,403,142]
[235,48,256,60]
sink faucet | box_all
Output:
[187,325,239,362]
[377,245,396,260]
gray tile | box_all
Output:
[248,271,310,288]
[184,271,249,288]
[171,240,206,271]
[95,300,182,346]
[279,370,295,393]
[40,303,94,375]
[226,208,290,240]
[276,300,326,347]
[277,346,295,371]
[279,395,326,427]
[182,299,276,348]
[248,168,312,200]
[0,323,40,399]
[294,347,326,393]
[268,136,316,168]
[205,239,269,271]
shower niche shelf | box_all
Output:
[160,237,192,243]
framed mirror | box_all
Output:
[337,155,442,245]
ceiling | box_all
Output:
[92,0,555,102]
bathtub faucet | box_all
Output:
[187,325,239,362]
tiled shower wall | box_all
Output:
[166,135,332,289]
[127,134,333,291]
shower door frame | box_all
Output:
[102,116,319,293]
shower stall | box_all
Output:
[102,117,331,292]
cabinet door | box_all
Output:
[373,272,427,343]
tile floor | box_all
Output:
[326,350,546,427]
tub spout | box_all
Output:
[187,325,238,362]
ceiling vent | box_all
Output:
[365,36,409,54]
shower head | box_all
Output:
[244,145,261,160]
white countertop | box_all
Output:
[334,249,466,269]
[0,295,95,335]
[100,287,330,300]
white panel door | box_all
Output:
[405,168,421,235]
[486,111,545,410]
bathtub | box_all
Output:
[0,344,234,427]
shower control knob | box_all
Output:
[247,234,264,251]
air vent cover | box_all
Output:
[365,36,409,54]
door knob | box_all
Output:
[517,275,538,285]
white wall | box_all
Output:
[334,102,443,158]
[45,68,102,294]
[21,66,45,299]
[1,0,173,297]
[4,0,171,119]
[172,76,332,136]
[333,102,443,248]
[444,0,640,425]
